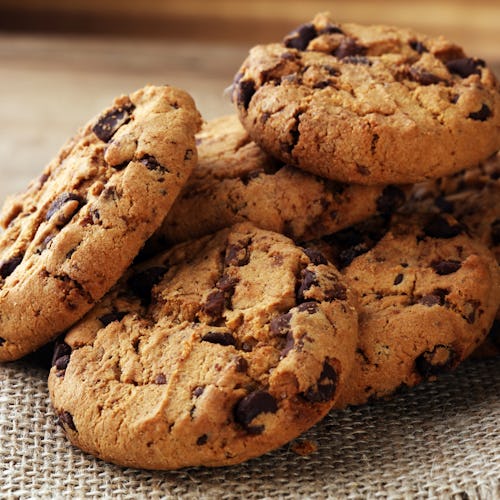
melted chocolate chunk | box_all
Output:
[423,215,463,239]
[92,103,135,142]
[45,193,85,224]
[225,240,250,267]
[98,311,128,326]
[128,266,168,304]
[446,58,484,78]
[51,340,72,368]
[301,361,338,402]
[234,356,249,373]
[196,434,208,446]
[140,154,169,173]
[415,344,456,378]
[237,79,256,110]
[58,410,77,432]
[0,337,5,347]
[303,247,328,265]
[201,331,236,346]
[431,259,461,275]
[154,373,167,385]
[216,274,238,293]
[409,67,443,86]
[324,282,347,301]
[409,40,428,54]
[297,269,318,301]
[376,185,406,214]
[394,273,404,285]
[270,312,292,336]
[202,290,225,318]
[283,23,318,51]
[280,330,295,358]
[297,301,319,314]
[234,391,278,428]
[0,254,24,279]
[468,104,492,122]
[419,287,449,307]
[334,38,366,59]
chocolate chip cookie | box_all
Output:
[151,114,407,247]
[324,213,499,408]
[233,12,500,184]
[48,223,358,469]
[0,85,201,361]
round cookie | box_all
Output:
[151,114,407,246]
[321,213,499,408]
[48,223,358,470]
[232,12,500,184]
[0,85,201,362]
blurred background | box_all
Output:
[0,0,499,200]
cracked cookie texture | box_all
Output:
[319,213,499,408]
[48,223,358,469]
[232,12,500,184]
[151,114,407,246]
[0,85,201,361]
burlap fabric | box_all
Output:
[0,358,498,499]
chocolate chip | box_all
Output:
[301,361,338,403]
[394,273,404,285]
[419,287,449,306]
[0,337,5,347]
[303,248,328,265]
[334,38,366,59]
[234,391,278,428]
[280,330,295,358]
[283,23,318,51]
[297,301,319,314]
[0,254,23,279]
[58,410,77,432]
[98,311,128,326]
[376,185,406,214]
[491,219,500,245]
[409,40,428,54]
[140,154,169,173]
[423,215,463,239]
[297,269,318,301]
[184,149,193,161]
[356,164,371,176]
[192,386,205,397]
[196,434,208,446]
[92,103,135,142]
[216,274,238,293]
[234,356,249,373]
[225,241,250,267]
[270,312,292,336]
[55,354,70,371]
[344,55,372,65]
[446,58,484,78]
[468,104,492,122]
[415,344,456,378]
[435,196,454,213]
[237,79,256,110]
[202,290,225,318]
[431,259,461,275]
[320,24,344,35]
[128,266,168,304]
[201,331,236,346]
[409,67,443,86]
[154,373,167,385]
[45,193,85,224]
[51,340,71,367]
[324,282,347,301]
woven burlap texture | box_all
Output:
[1,358,499,500]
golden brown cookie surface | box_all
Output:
[49,224,358,469]
[0,85,201,361]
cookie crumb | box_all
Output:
[291,439,318,456]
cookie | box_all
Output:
[48,223,358,469]
[407,151,500,263]
[317,213,499,408]
[0,85,201,362]
[232,12,500,184]
[150,114,407,247]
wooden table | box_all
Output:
[0,32,499,206]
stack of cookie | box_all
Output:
[0,12,498,471]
